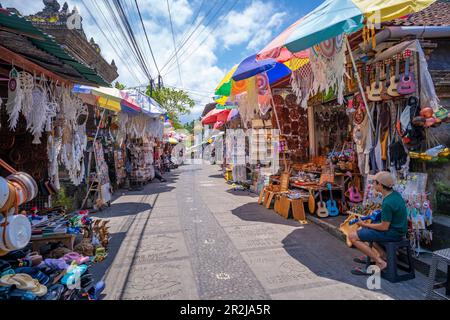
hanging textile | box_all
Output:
[290,62,313,109]
[308,34,346,105]
[256,73,272,115]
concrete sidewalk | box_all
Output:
[90,164,429,300]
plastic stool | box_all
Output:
[379,239,415,283]
[426,248,450,300]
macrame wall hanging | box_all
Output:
[291,34,346,108]
[290,62,313,109]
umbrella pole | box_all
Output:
[266,72,288,172]
[345,36,375,135]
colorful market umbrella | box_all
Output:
[227,109,239,123]
[73,85,141,113]
[201,108,230,126]
[214,59,293,105]
[232,54,276,82]
[259,0,436,57]
[125,89,166,117]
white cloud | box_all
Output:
[1,0,288,122]
[220,1,287,51]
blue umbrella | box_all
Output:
[266,62,291,84]
[232,54,276,82]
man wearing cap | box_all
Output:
[348,171,408,272]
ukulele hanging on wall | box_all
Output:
[368,62,384,102]
[387,54,401,97]
[398,49,416,95]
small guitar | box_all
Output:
[387,54,401,97]
[368,62,383,102]
[348,184,363,203]
[398,49,416,95]
[316,190,329,218]
[326,183,339,217]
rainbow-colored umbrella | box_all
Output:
[73,85,141,113]
[259,0,436,58]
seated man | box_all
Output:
[348,171,408,272]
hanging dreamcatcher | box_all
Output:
[309,34,346,105]
[5,68,22,131]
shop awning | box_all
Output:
[0,10,110,86]
[73,85,140,113]
[124,89,166,117]
[258,0,436,57]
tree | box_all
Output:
[115,82,126,90]
[183,120,195,134]
[146,86,195,129]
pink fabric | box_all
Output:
[257,16,309,63]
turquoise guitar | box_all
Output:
[326,183,339,217]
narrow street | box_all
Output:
[91,164,428,300]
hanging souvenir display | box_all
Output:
[5,68,22,131]
[309,34,346,105]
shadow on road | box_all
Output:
[209,174,224,179]
[90,231,127,283]
[281,228,425,300]
[226,189,258,198]
[231,203,301,227]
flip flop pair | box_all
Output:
[13,267,51,286]
[40,284,66,300]
[60,263,88,286]
[63,252,90,265]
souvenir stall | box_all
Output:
[0,10,113,299]
[115,90,165,186]
[215,0,443,253]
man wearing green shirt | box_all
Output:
[349,171,408,272]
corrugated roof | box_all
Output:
[384,1,450,27]
[0,9,110,86]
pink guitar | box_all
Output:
[397,49,416,95]
[348,184,363,203]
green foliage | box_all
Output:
[436,181,450,194]
[146,86,195,129]
[53,186,74,211]
[114,82,126,90]
[183,120,196,134]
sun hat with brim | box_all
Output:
[6,274,47,297]
[14,267,50,286]
[374,171,395,188]
[0,215,32,252]
[0,177,9,209]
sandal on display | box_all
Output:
[353,256,375,265]
[42,258,69,271]
[7,288,37,300]
[40,283,66,300]
[350,266,373,276]
[60,263,88,286]
[13,267,51,286]
[63,252,90,265]
[0,285,12,300]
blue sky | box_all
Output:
[1,0,324,122]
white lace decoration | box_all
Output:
[5,68,23,130]
[309,38,346,105]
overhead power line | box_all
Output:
[135,0,161,77]
[166,0,183,86]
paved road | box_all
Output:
[91,164,428,300]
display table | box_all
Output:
[31,234,76,252]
